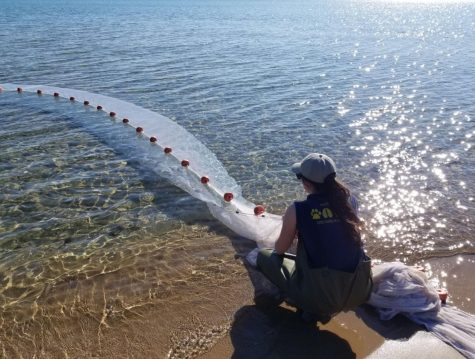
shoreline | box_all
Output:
[2,234,472,358]
[200,254,474,359]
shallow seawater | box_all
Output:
[0,0,474,356]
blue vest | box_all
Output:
[295,193,363,272]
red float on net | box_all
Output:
[164,147,172,154]
[181,159,190,167]
[136,127,144,133]
[96,105,103,110]
[224,192,234,202]
[122,118,129,124]
[69,96,75,101]
[17,87,22,93]
[254,205,265,215]
[53,92,60,97]
[437,289,448,304]
[109,111,116,117]
[150,136,157,143]
[84,100,89,106]
[201,176,209,184]
[36,89,42,95]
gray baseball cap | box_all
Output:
[291,153,337,183]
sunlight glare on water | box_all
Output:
[0,0,474,355]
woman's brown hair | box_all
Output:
[302,173,363,246]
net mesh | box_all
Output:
[2,84,475,356]
[0,83,282,247]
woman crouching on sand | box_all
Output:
[257,153,373,323]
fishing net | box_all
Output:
[0,83,283,248]
[369,262,475,358]
[2,83,474,357]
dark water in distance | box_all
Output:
[0,0,474,339]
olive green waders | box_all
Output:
[257,243,373,316]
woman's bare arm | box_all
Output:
[274,204,297,254]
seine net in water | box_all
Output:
[0,83,282,247]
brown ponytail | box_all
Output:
[302,173,363,246]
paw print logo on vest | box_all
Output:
[311,208,334,220]
[311,209,322,220]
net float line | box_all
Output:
[437,289,448,304]
[7,85,234,207]
[0,84,279,246]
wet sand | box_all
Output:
[1,228,473,358]
[0,227,254,358]
[201,253,474,359]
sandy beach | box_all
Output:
[2,226,472,358]
[2,0,475,357]
[201,252,475,359]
